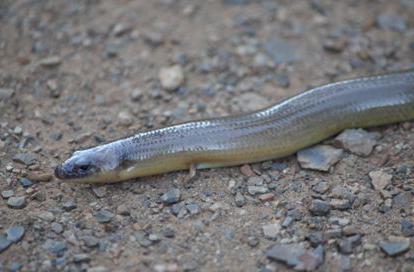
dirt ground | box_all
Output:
[1,0,414,271]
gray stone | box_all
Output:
[92,186,107,198]
[264,38,300,64]
[159,66,184,91]
[247,236,259,247]
[312,181,329,194]
[234,192,246,207]
[266,243,306,267]
[134,231,152,247]
[0,235,12,253]
[161,188,181,205]
[39,56,62,67]
[7,196,26,209]
[94,210,114,223]
[43,239,67,256]
[377,13,407,32]
[369,170,392,191]
[13,153,38,166]
[19,178,33,188]
[0,88,14,100]
[1,190,14,199]
[262,223,281,239]
[81,236,99,247]
[338,235,362,254]
[248,185,269,195]
[393,192,412,210]
[379,238,410,256]
[186,203,201,215]
[401,219,414,237]
[282,216,294,228]
[309,200,331,216]
[51,222,63,234]
[36,211,54,222]
[297,145,343,171]
[330,199,351,210]
[73,253,91,263]
[117,204,130,216]
[232,93,268,112]
[162,227,175,238]
[6,225,25,243]
[105,43,119,58]
[307,232,326,247]
[62,200,77,211]
[335,129,380,156]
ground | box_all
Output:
[0,0,414,271]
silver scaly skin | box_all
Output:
[55,70,414,183]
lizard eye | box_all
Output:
[79,164,91,171]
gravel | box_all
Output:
[1,1,413,271]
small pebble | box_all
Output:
[117,204,130,216]
[309,200,331,216]
[92,186,107,198]
[39,56,62,67]
[282,216,294,228]
[338,234,361,254]
[247,185,268,195]
[401,219,414,237]
[162,227,175,238]
[6,225,25,242]
[265,243,306,267]
[82,236,99,247]
[186,203,201,215]
[7,196,26,209]
[379,237,410,256]
[19,178,33,188]
[43,239,67,256]
[130,89,143,102]
[159,65,184,91]
[36,211,55,222]
[94,210,114,223]
[26,172,52,182]
[51,222,63,234]
[62,200,77,211]
[0,235,12,253]
[297,145,343,171]
[369,170,392,191]
[1,190,14,199]
[262,223,281,239]
[13,152,38,166]
[73,253,91,263]
[377,13,407,32]
[335,129,380,157]
[160,188,181,205]
[0,88,14,100]
[312,181,330,194]
[117,111,133,126]
[234,192,246,207]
